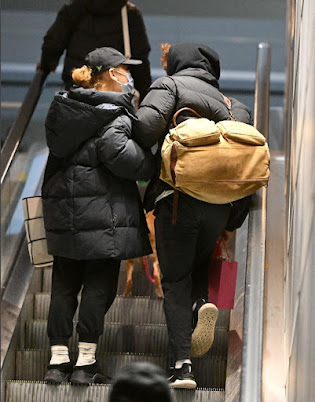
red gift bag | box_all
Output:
[208,241,238,309]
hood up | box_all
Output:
[45,88,135,158]
[86,0,128,16]
[167,43,221,81]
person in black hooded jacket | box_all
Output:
[132,43,252,388]
[42,47,155,385]
[37,0,151,101]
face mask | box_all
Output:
[111,69,134,93]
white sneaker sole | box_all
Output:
[191,303,218,357]
[170,379,197,389]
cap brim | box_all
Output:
[122,58,142,65]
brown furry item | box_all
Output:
[123,211,163,298]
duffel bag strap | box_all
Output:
[172,107,202,127]
[171,107,201,224]
[221,94,237,121]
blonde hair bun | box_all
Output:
[72,65,93,88]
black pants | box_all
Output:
[47,256,121,346]
[154,193,231,361]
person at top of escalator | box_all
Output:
[132,42,252,389]
[42,47,155,385]
[37,0,151,102]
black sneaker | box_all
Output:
[70,362,110,385]
[191,302,218,357]
[44,361,73,384]
[168,363,197,389]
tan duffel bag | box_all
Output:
[160,107,270,205]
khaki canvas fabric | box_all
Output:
[160,119,270,204]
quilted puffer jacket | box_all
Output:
[42,87,154,260]
[132,43,253,231]
[40,0,151,101]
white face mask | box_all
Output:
[110,68,134,93]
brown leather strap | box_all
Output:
[221,94,237,121]
[172,107,202,127]
[170,143,177,185]
[172,190,179,225]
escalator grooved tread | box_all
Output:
[33,293,230,328]
[16,350,227,389]
[6,381,225,402]
[25,320,228,356]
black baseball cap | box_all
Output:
[85,47,142,75]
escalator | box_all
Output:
[1,44,272,402]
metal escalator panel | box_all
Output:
[0,71,56,397]
[1,71,52,288]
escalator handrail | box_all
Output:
[240,42,271,401]
[1,70,49,184]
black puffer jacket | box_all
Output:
[132,43,253,231]
[40,0,151,101]
[42,87,154,260]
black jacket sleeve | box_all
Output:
[132,76,177,149]
[40,0,87,71]
[95,115,155,181]
[225,196,252,231]
[128,4,152,101]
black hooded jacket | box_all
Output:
[42,87,154,260]
[132,43,253,231]
[40,0,151,101]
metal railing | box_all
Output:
[240,42,271,401]
[1,70,48,184]
[1,69,48,369]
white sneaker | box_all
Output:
[191,303,218,357]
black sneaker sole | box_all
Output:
[70,370,107,385]
[191,303,218,357]
[45,371,71,384]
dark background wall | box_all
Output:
[2,0,285,19]
[1,0,287,111]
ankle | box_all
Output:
[49,345,70,365]
[75,342,97,366]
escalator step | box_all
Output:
[33,293,230,328]
[17,294,34,350]
[25,320,228,356]
[42,268,51,293]
[28,267,43,294]
[6,381,225,402]
[15,350,227,389]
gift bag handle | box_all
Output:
[216,240,231,262]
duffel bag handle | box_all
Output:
[172,107,202,127]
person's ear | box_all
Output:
[108,68,118,82]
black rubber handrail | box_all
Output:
[1,70,48,184]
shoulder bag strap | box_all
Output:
[121,5,131,58]
[221,93,237,121]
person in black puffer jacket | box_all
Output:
[37,0,151,101]
[42,47,155,385]
[132,43,253,389]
